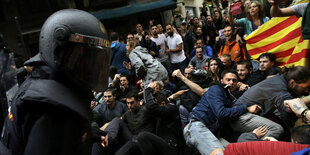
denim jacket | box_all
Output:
[189,84,247,133]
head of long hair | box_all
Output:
[126,38,139,54]
[246,1,265,21]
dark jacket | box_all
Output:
[0,65,95,155]
[140,39,159,58]
[110,41,131,76]
[144,87,185,150]
[180,30,196,55]
[189,84,247,133]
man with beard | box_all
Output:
[151,25,171,73]
[93,88,128,127]
[165,24,187,73]
[232,60,265,98]
[230,66,310,139]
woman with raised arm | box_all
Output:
[229,1,269,39]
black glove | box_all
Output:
[137,66,147,79]
[91,122,107,142]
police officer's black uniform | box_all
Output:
[0,9,110,155]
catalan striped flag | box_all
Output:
[245,16,310,67]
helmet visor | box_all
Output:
[63,43,110,91]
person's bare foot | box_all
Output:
[253,126,268,139]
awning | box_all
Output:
[91,0,177,21]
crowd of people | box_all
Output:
[90,0,310,154]
[0,0,309,155]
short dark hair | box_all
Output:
[224,24,234,31]
[110,32,119,41]
[291,125,310,144]
[120,75,128,80]
[220,69,238,80]
[105,88,117,96]
[237,60,253,71]
[282,66,310,84]
[126,91,140,101]
[165,23,172,28]
[196,39,204,43]
[258,53,276,64]
[154,92,168,105]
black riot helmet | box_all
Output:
[39,9,110,92]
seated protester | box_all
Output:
[110,75,138,103]
[189,39,213,59]
[92,90,160,155]
[217,25,247,63]
[93,88,128,127]
[256,53,281,77]
[122,91,157,135]
[230,66,310,140]
[126,38,168,87]
[118,81,185,154]
[139,31,159,58]
[233,60,266,98]
[189,46,210,69]
[144,81,185,154]
[183,70,262,155]
[172,57,224,97]
[220,54,236,70]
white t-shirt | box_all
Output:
[166,33,186,63]
[151,34,169,62]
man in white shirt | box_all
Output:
[165,24,187,73]
[150,25,171,73]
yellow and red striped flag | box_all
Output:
[245,16,310,67]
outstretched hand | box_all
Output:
[284,98,307,117]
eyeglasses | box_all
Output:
[127,37,134,40]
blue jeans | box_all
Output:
[179,105,189,129]
[183,121,224,155]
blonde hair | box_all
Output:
[126,38,140,53]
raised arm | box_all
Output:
[268,0,295,17]
[172,69,207,96]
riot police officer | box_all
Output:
[0,9,110,155]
